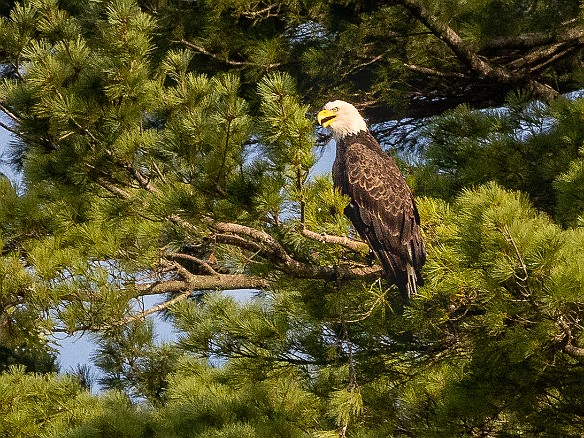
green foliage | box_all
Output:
[153,357,321,437]
[46,391,153,438]
[92,320,179,405]
[2,0,584,437]
[420,96,584,220]
[0,365,92,437]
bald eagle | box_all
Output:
[317,100,426,301]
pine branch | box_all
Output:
[93,178,382,281]
[166,252,218,275]
[397,0,559,100]
[57,286,259,332]
[178,39,249,66]
[398,0,499,77]
[134,273,269,295]
[208,219,382,279]
[0,118,19,136]
[558,318,584,361]
[177,39,282,69]
[0,102,20,122]
[301,227,369,253]
[404,63,466,78]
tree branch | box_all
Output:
[301,228,369,253]
[397,0,559,100]
[0,118,19,136]
[341,49,391,79]
[134,273,269,296]
[166,252,218,275]
[240,3,281,21]
[504,41,579,74]
[558,318,584,361]
[96,177,132,199]
[0,102,21,123]
[177,39,281,69]
[107,290,193,328]
[208,219,382,280]
[398,0,501,78]
[404,63,466,78]
[178,39,249,66]
[93,177,383,282]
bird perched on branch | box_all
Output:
[317,100,426,301]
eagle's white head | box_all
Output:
[317,100,368,139]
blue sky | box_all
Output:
[0,117,18,182]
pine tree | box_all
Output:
[2,0,584,437]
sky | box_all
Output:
[0,117,18,182]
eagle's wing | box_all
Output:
[342,142,425,298]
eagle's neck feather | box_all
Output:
[331,119,368,141]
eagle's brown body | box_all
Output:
[332,130,425,301]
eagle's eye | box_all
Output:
[332,107,339,112]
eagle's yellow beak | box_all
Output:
[317,109,337,128]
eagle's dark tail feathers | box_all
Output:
[378,250,422,304]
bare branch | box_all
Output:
[240,4,281,20]
[397,0,559,100]
[301,228,369,253]
[558,318,584,361]
[167,214,199,233]
[504,41,579,74]
[208,219,382,280]
[404,63,466,78]
[130,166,160,194]
[134,274,270,296]
[108,290,192,328]
[563,340,584,359]
[177,39,281,69]
[166,252,218,275]
[0,118,19,136]
[0,102,21,123]
[482,26,584,52]
[178,39,249,66]
[96,177,132,199]
[341,49,391,79]
[214,233,263,253]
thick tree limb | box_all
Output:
[208,219,382,279]
[397,0,560,101]
[94,177,383,283]
[301,228,369,253]
[134,274,269,296]
[557,318,584,361]
[166,252,218,275]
